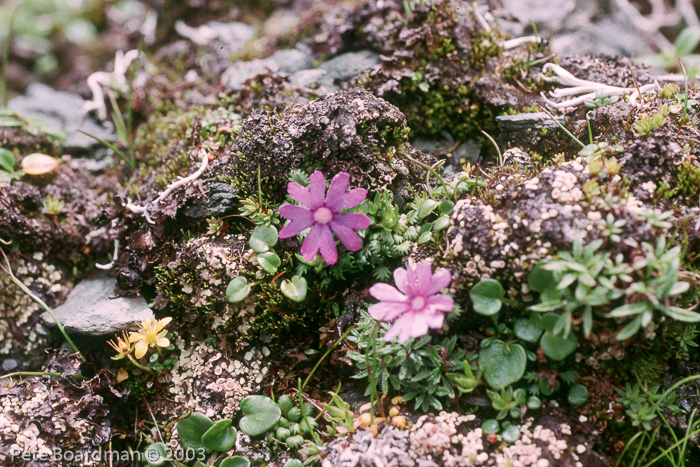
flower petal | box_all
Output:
[134,341,148,359]
[370,283,408,302]
[300,225,323,261]
[325,172,350,211]
[369,301,409,322]
[340,188,368,210]
[393,267,411,296]
[424,311,445,329]
[287,182,315,208]
[316,224,338,264]
[426,294,455,312]
[129,332,145,344]
[389,312,429,344]
[156,337,170,347]
[424,268,453,296]
[307,171,327,209]
[155,317,172,333]
[333,212,371,230]
[330,220,363,251]
[279,205,314,238]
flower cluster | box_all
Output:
[279,171,370,264]
[369,260,454,343]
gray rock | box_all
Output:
[2,359,18,372]
[184,182,240,219]
[501,0,576,30]
[552,13,654,57]
[222,49,314,91]
[9,83,116,153]
[41,274,153,336]
[496,112,564,131]
[317,50,379,90]
[176,20,256,53]
[289,68,328,88]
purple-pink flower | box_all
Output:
[279,171,371,265]
[368,260,454,343]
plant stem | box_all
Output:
[127,354,154,372]
[539,106,585,148]
[301,325,356,390]
[403,152,451,199]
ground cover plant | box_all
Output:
[3,0,700,466]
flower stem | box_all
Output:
[402,153,451,199]
[128,354,154,372]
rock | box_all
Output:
[8,83,116,153]
[184,182,240,219]
[495,112,564,131]
[41,274,153,336]
[231,87,435,202]
[2,359,18,372]
[289,68,328,88]
[552,13,654,57]
[222,49,314,91]
[175,20,257,53]
[317,50,379,91]
[500,0,576,30]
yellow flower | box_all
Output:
[129,317,172,359]
[107,331,133,360]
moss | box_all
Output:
[124,108,201,196]
[660,160,700,204]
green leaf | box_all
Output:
[417,199,439,219]
[470,279,505,316]
[478,340,526,389]
[417,230,433,244]
[201,419,237,452]
[283,460,304,467]
[239,395,281,437]
[433,215,451,231]
[540,328,578,361]
[177,412,214,452]
[528,263,556,292]
[502,424,520,443]
[226,277,250,303]
[482,419,499,434]
[608,302,648,318]
[276,395,294,416]
[280,275,307,302]
[257,251,281,274]
[249,225,278,253]
[674,27,700,57]
[0,148,16,173]
[438,199,454,214]
[220,457,251,467]
[663,306,700,322]
[616,316,642,340]
[144,443,168,466]
[568,383,588,406]
[514,314,543,343]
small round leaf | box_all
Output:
[220,457,251,467]
[144,443,168,466]
[568,383,588,406]
[478,340,526,389]
[226,277,250,303]
[177,412,214,452]
[239,395,282,437]
[201,419,237,452]
[470,279,504,316]
[280,276,307,302]
[249,225,278,253]
[257,251,281,274]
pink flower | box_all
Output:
[279,171,371,264]
[369,261,454,343]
